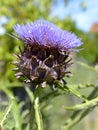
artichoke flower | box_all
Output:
[13,20,82,88]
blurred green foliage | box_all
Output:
[0,0,98,130]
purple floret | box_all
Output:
[13,20,83,50]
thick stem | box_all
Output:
[29,103,35,130]
[34,97,43,130]
[25,85,43,130]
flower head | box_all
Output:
[14,20,82,51]
[13,20,83,89]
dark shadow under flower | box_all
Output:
[13,20,83,89]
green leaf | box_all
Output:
[63,87,98,129]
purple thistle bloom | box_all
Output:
[13,20,82,51]
[13,20,83,89]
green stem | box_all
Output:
[29,103,35,130]
[25,86,43,130]
[25,86,35,130]
[34,97,43,130]
[65,96,98,110]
